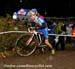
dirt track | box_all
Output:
[0,48,75,69]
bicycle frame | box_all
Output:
[15,27,48,56]
[25,34,34,46]
[27,27,46,47]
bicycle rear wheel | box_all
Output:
[15,34,37,56]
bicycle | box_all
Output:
[15,27,50,57]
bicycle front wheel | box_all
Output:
[15,34,37,56]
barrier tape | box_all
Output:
[0,31,29,35]
[0,31,74,37]
[48,34,72,37]
[46,17,75,20]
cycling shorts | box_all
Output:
[37,27,48,39]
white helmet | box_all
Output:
[27,11,36,17]
[31,8,38,14]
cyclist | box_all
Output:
[28,11,55,54]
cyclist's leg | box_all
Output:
[37,28,52,47]
[37,27,55,54]
[45,38,55,54]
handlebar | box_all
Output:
[28,27,37,35]
[28,27,42,35]
[28,27,35,32]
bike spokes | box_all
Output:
[15,34,37,56]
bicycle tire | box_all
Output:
[15,34,37,57]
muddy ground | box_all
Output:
[0,47,75,69]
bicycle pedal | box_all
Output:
[39,45,47,47]
[41,48,44,52]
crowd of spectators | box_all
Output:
[47,20,75,50]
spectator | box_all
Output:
[72,24,75,47]
[55,22,66,50]
[49,22,56,34]
[49,22,56,49]
[66,24,73,45]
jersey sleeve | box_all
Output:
[34,17,45,26]
[34,17,47,29]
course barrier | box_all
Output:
[0,31,73,37]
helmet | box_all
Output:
[27,11,36,17]
[31,8,38,14]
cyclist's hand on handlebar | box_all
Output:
[28,27,35,33]
[35,23,40,29]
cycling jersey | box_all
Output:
[34,16,48,39]
[34,16,47,29]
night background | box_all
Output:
[0,0,75,17]
[1,1,75,68]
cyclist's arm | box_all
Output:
[34,17,47,29]
[35,23,47,29]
